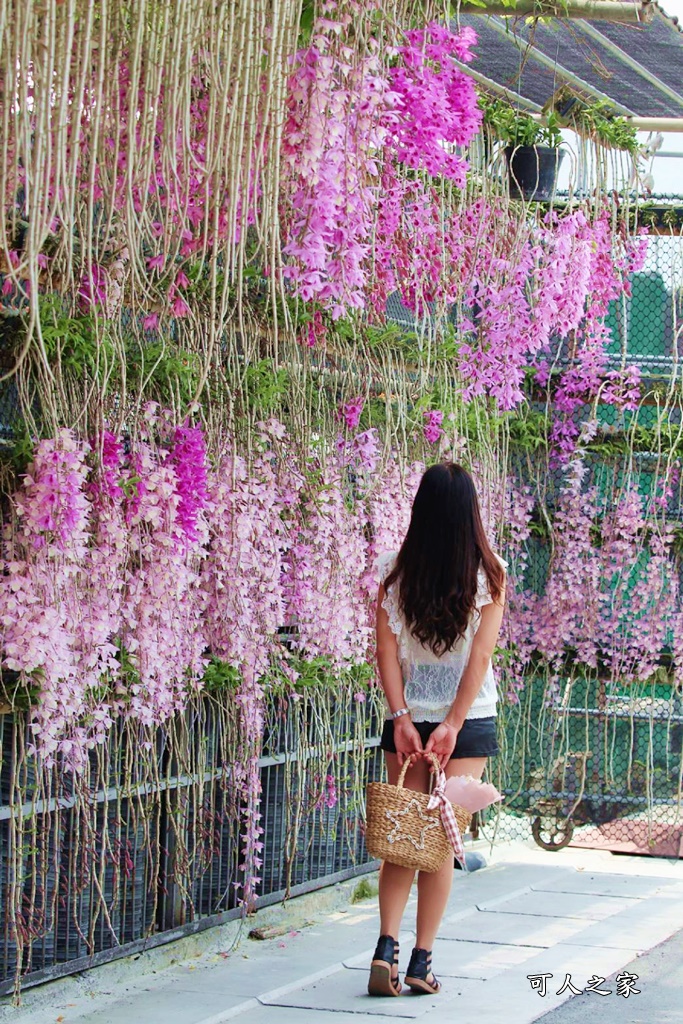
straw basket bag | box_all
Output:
[365,752,472,872]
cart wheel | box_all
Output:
[532,815,574,851]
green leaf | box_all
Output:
[298,0,315,47]
[202,658,242,694]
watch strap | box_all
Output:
[391,707,410,720]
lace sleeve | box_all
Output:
[375,550,396,584]
[375,551,403,638]
[475,553,509,609]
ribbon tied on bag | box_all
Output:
[427,770,468,872]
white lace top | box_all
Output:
[377,550,507,723]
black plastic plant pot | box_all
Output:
[505,145,566,201]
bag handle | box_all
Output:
[396,751,443,790]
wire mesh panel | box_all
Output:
[258,690,383,899]
[184,780,243,920]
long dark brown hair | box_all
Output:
[385,463,505,655]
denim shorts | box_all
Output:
[380,716,499,759]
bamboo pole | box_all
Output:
[457,0,654,23]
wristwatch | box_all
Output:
[391,707,410,720]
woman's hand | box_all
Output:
[424,722,459,770]
[393,716,424,768]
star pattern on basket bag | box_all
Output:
[385,799,441,851]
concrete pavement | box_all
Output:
[4,838,683,1024]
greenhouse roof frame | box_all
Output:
[455,1,683,120]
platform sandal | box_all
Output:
[404,947,441,995]
[367,934,401,997]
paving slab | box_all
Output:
[529,871,678,899]
[480,889,635,921]
[168,918,410,997]
[430,937,545,978]
[60,985,241,1024]
[560,895,683,952]
[417,940,643,1024]
[232,1008,405,1024]
[438,909,590,947]
[447,863,569,909]
[259,964,483,1018]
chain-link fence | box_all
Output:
[480,222,683,858]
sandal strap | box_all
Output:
[373,934,399,966]
[407,947,435,979]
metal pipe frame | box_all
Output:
[457,0,654,23]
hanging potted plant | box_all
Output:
[482,98,565,201]
[551,89,640,156]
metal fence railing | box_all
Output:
[0,694,384,994]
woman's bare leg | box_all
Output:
[377,753,429,975]
[414,757,487,953]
